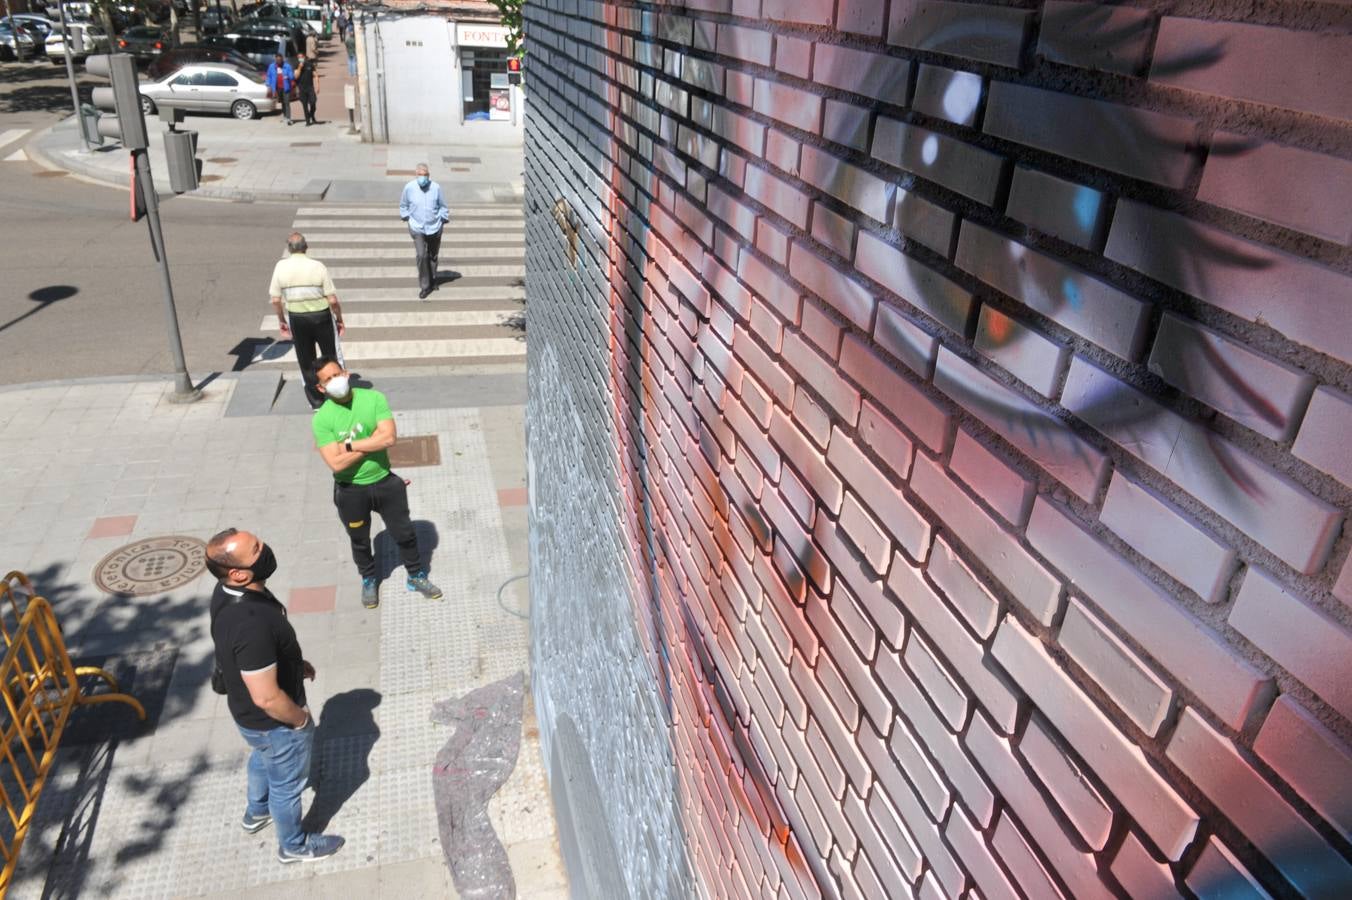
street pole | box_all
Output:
[57,1,92,152]
[133,148,199,401]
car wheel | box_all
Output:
[231,99,257,120]
[140,95,155,115]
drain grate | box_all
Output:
[207,156,236,163]
[290,141,322,147]
[32,170,67,177]
[443,155,481,164]
[387,434,441,468]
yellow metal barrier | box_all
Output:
[0,571,146,896]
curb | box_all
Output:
[26,118,329,203]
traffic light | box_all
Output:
[86,53,148,150]
[507,56,522,86]
[163,128,201,193]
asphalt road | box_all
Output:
[1,58,295,386]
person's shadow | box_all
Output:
[303,688,380,833]
[374,519,440,581]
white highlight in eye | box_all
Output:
[942,71,982,125]
[921,134,938,166]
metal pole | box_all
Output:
[133,148,199,401]
[56,1,92,152]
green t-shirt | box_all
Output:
[312,388,393,484]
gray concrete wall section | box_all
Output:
[523,9,693,890]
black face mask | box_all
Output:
[248,544,278,582]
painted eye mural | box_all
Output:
[526,2,1352,898]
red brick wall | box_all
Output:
[524,1,1352,897]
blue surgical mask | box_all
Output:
[417,175,430,189]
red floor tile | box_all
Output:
[289,585,336,614]
[87,515,137,539]
[498,487,529,507]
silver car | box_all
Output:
[138,62,275,120]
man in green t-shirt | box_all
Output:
[311,357,442,609]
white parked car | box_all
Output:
[45,22,109,64]
[0,21,38,60]
[137,62,276,120]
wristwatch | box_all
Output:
[345,440,353,452]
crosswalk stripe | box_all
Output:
[261,310,519,330]
[253,337,525,365]
[340,285,525,302]
[310,246,523,260]
[293,220,523,233]
[259,202,526,373]
[4,149,26,162]
[0,129,29,152]
[326,264,524,279]
[304,233,524,245]
[295,206,523,218]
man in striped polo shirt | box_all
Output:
[268,232,347,409]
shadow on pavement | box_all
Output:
[303,687,381,833]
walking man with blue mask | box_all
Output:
[399,162,450,299]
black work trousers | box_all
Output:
[287,308,338,409]
[299,89,317,124]
[411,229,442,293]
[333,473,421,580]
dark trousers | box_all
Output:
[277,91,292,122]
[411,229,442,293]
[299,89,317,124]
[287,308,338,408]
[333,473,421,580]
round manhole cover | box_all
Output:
[93,535,207,596]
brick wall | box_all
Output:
[523,1,1352,897]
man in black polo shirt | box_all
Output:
[207,527,344,864]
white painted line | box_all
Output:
[253,337,526,364]
[293,220,523,232]
[260,310,520,330]
[326,264,525,279]
[0,129,29,151]
[304,232,525,245]
[3,149,26,162]
[340,286,525,302]
[295,206,523,218]
[313,246,522,260]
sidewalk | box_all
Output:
[27,42,524,203]
[0,372,562,898]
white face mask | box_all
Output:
[324,374,351,400]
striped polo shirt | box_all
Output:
[268,252,336,314]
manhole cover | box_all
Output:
[93,535,207,596]
[207,156,236,163]
[388,434,440,468]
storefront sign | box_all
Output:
[456,23,509,48]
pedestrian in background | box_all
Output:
[398,163,450,300]
[309,356,443,609]
[268,232,346,409]
[266,53,294,125]
[336,9,347,42]
[206,527,345,864]
[345,28,356,76]
[296,56,319,126]
[305,28,318,61]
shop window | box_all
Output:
[460,47,510,121]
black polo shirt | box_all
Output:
[210,582,307,731]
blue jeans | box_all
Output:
[348,54,357,76]
[237,719,316,853]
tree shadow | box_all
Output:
[302,688,380,833]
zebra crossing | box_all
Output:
[254,201,526,369]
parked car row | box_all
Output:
[138,62,275,120]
